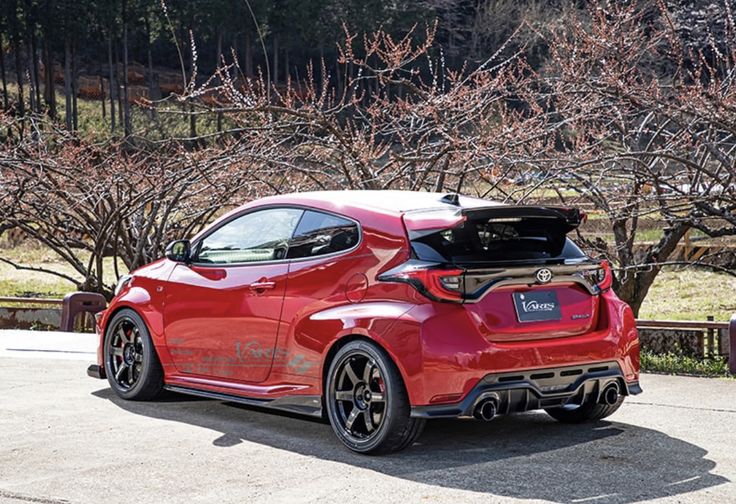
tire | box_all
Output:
[103,308,164,401]
[325,340,425,454]
[545,391,624,423]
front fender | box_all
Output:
[95,280,168,371]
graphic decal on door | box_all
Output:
[177,340,317,377]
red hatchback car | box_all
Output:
[88,191,641,454]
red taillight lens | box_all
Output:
[379,263,464,302]
[598,260,613,291]
[577,260,613,292]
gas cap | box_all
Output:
[345,273,369,303]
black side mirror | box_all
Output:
[165,239,191,263]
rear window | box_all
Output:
[411,217,585,265]
[286,210,359,259]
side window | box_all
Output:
[196,208,303,264]
[287,210,359,259]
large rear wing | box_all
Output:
[403,205,586,239]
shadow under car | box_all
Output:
[93,388,729,504]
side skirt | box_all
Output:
[164,385,323,419]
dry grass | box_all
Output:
[638,267,736,322]
[0,242,125,299]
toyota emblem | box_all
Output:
[535,268,553,284]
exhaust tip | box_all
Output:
[473,398,498,422]
[601,383,620,406]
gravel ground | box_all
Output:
[0,331,734,504]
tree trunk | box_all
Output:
[43,39,56,118]
[122,3,131,136]
[613,223,690,316]
[0,42,8,110]
[114,40,123,129]
[99,69,106,120]
[244,32,253,77]
[107,37,116,131]
[215,27,223,132]
[31,31,41,111]
[63,38,72,130]
[71,41,78,131]
[26,42,37,113]
[14,41,25,118]
[145,14,156,118]
[272,34,279,85]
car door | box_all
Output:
[274,210,365,378]
[163,207,303,383]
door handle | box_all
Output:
[249,280,276,291]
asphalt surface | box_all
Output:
[0,330,735,504]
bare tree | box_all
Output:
[504,2,736,314]
[0,117,257,297]
[4,2,736,314]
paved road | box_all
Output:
[0,330,735,504]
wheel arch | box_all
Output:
[100,302,166,369]
[320,333,413,408]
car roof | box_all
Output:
[255,190,504,215]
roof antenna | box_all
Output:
[440,193,460,206]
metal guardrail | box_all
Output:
[637,319,729,330]
[0,294,104,332]
[0,296,64,305]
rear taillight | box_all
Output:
[598,260,613,291]
[378,261,464,302]
[577,260,613,292]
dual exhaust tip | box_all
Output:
[473,397,499,422]
[472,382,620,421]
[601,382,620,406]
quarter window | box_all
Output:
[287,210,359,259]
[196,208,303,264]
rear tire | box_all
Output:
[545,394,624,423]
[325,340,425,454]
[103,308,164,401]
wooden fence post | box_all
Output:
[730,314,736,375]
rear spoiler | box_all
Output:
[403,205,586,239]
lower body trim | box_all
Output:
[164,385,324,418]
[411,361,640,419]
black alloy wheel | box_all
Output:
[107,317,144,389]
[333,352,387,439]
[326,340,425,454]
[104,308,164,401]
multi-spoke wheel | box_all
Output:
[333,353,387,438]
[108,318,144,389]
[104,309,163,401]
[326,340,425,454]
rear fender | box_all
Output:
[290,302,421,393]
[601,290,640,381]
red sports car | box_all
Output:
[88,191,641,454]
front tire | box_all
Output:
[103,308,164,401]
[325,340,425,454]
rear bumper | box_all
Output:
[410,361,640,419]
